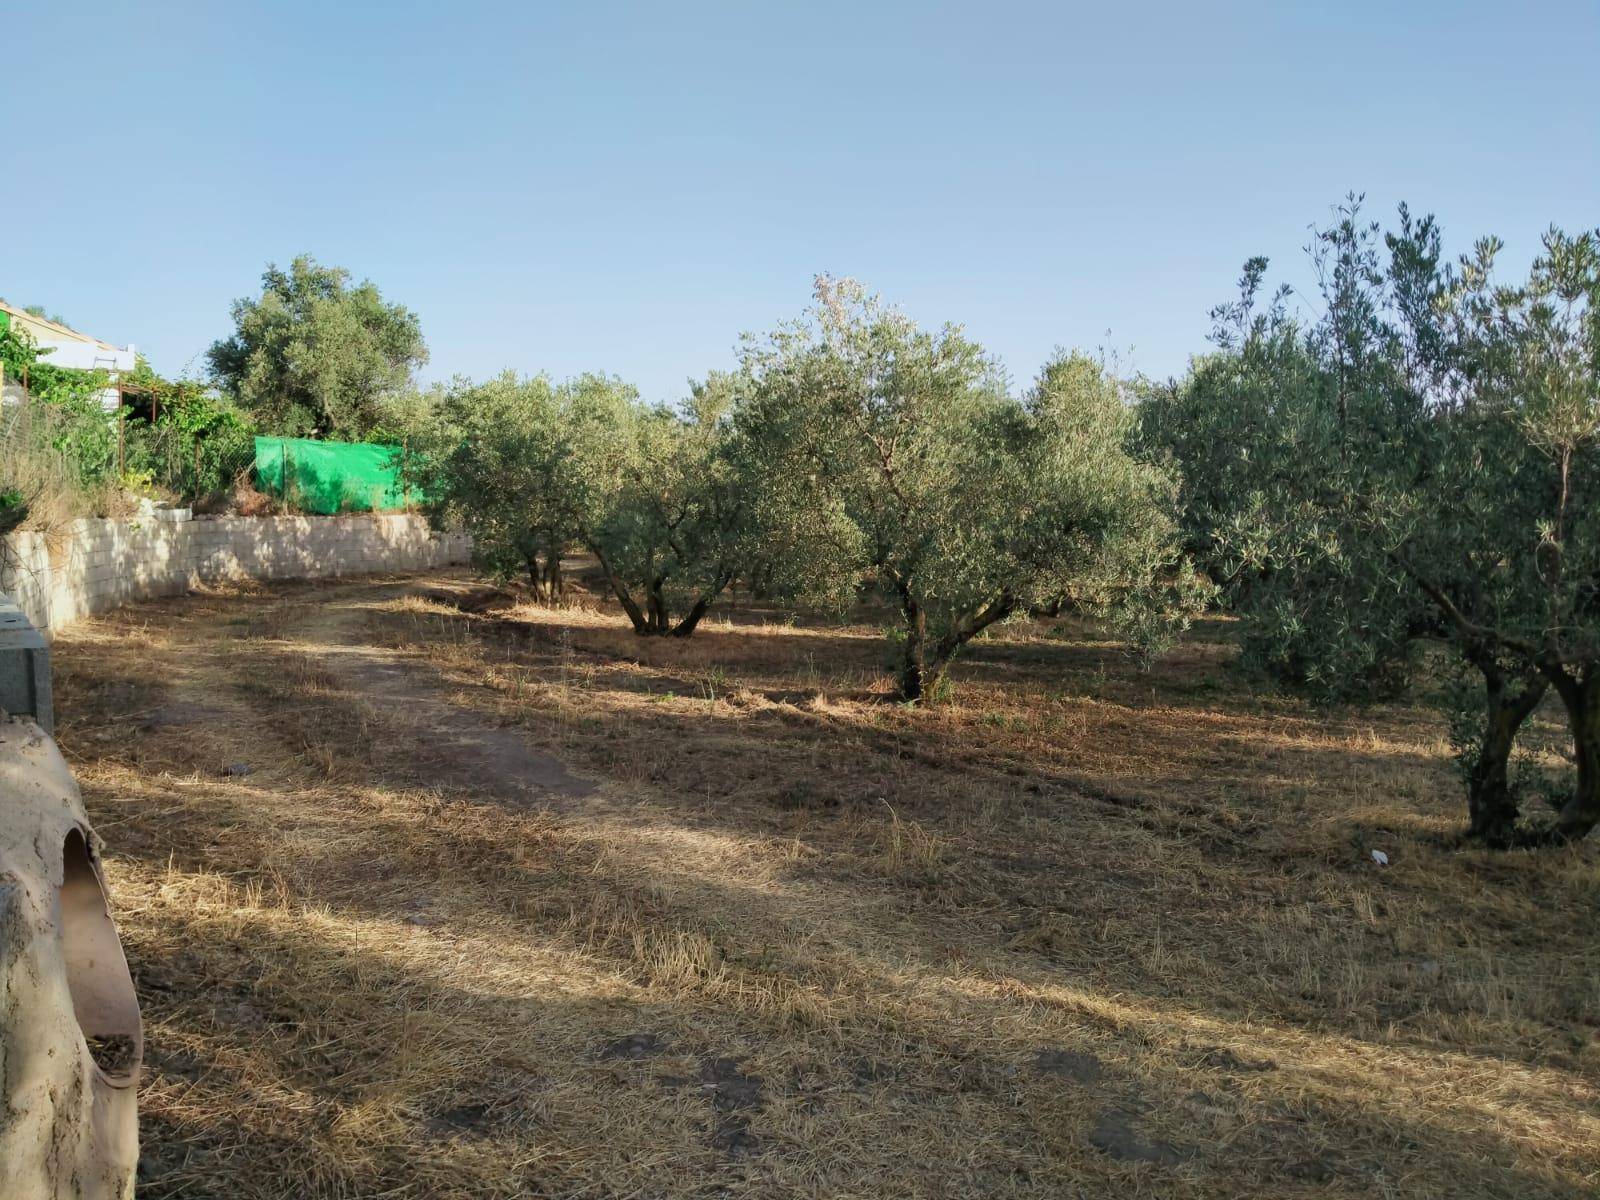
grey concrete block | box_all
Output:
[0,597,51,731]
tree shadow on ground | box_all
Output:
[115,798,1597,1200]
[50,574,1600,1199]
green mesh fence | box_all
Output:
[253,437,420,514]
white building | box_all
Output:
[0,299,138,410]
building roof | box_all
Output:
[0,299,121,352]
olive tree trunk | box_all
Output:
[897,593,935,702]
[895,588,1017,703]
[588,544,652,634]
[1544,670,1600,844]
[1464,656,1547,847]
[542,541,564,601]
[524,553,549,605]
[588,543,730,638]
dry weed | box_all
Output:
[46,570,1600,1200]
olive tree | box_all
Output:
[1159,207,1553,844]
[1152,202,1597,845]
[741,277,1197,702]
[582,380,750,636]
[208,255,427,439]
[1390,227,1600,843]
[584,370,861,636]
[421,368,852,635]
[414,372,576,601]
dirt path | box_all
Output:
[282,580,597,805]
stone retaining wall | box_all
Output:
[0,511,469,637]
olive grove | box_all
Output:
[413,214,1598,846]
[419,276,1197,699]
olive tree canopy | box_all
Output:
[1146,201,1600,846]
[208,255,427,440]
[739,277,1200,701]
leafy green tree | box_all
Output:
[1148,209,1539,836]
[1390,227,1600,843]
[207,255,426,440]
[419,369,848,631]
[1294,216,1597,845]
[1152,202,1599,845]
[595,371,861,636]
[414,372,577,601]
[741,277,1197,701]
[586,382,747,634]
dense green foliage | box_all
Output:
[207,255,427,440]
[422,277,1198,699]
[1136,241,1426,699]
[1,324,120,487]
[1,321,255,518]
[738,277,1200,699]
[412,373,587,600]
[120,359,256,502]
[1145,199,1600,845]
[415,369,852,632]
[0,322,121,523]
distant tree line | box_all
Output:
[410,277,1203,700]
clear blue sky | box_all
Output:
[9,1,1597,402]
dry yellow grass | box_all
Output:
[52,569,1600,1198]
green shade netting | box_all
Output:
[253,436,420,514]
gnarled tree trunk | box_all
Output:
[524,552,548,604]
[543,540,564,601]
[1544,670,1600,844]
[897,592,934,702]
[590,547,729,639]
[895,588,1017,703]
[586,542,651,634]
[1464,654,1547,847]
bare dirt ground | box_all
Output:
[53,571,1600,1198]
